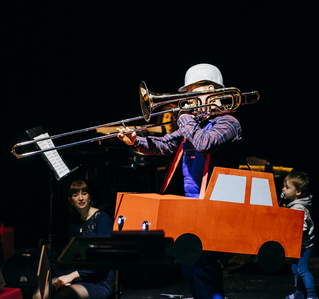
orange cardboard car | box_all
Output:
[113,167,304,271]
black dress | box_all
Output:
[66,210,115,299]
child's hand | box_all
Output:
[116,127,137,146]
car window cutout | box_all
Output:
[209,174,246,203]
[250,177,273,206]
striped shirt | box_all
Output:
[133,114,243,169]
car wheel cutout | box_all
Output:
[173,233,203,265]
[258,241,285,272]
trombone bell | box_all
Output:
[140,82,151,123]
[140,81,182,123]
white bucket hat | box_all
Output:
[178,63,224,92]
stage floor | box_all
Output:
[118,253,319,299]
[7,248,319,299]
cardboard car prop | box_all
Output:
[113,167,304,272]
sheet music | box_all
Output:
[34,133,69,179]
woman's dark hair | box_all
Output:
[68,180,95,223]
[68,180,91,198]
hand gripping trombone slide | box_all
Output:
[11,81,259,159]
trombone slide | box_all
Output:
[11,81,259,159]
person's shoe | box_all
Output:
[286,294,305,299]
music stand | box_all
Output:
[25,126,78,299]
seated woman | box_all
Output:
[33,180,115,299]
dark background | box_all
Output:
[2,1,318,248]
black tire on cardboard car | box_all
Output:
[257,240,285,272]
[173,233,202,266]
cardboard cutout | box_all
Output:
[113,167,304,270]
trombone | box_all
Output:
[11,81,260,159]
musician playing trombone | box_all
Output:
[117,63,243,299]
